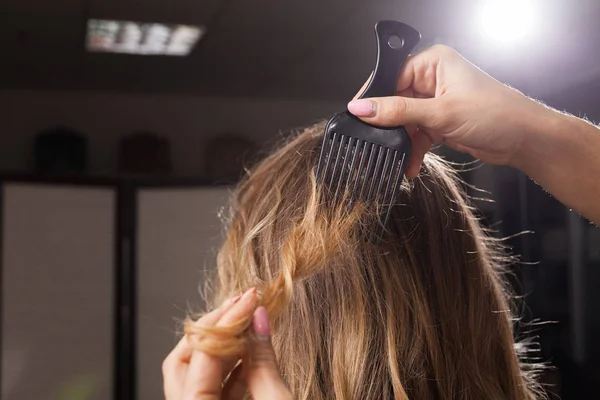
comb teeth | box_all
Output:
[316,132,407,242]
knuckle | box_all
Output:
[430,44,447,51]
[250,352,277,370]
[391,97,409,121]
[248,343,280,371]
[377,97,403,123]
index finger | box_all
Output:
[396,51,441,98]
[397,53,417,93]
[183,288,258,397]
[166,295,241,365]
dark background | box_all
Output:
[0,0,598,399]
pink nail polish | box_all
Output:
[252,306,271,338]
[347,99,376,117]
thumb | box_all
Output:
[243,307,292,399]
[347,96,438,128]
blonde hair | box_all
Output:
[185,122,544,399]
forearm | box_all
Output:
[513,105,600,225]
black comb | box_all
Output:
[316,21,421,241]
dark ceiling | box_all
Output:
[0,0,599,103]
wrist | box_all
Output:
[508,100,569,174]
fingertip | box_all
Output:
[405,123,419,137]
[252,307,271,338]
[216,287,258,326]
[405,151,426,179]
[347,99,377,118]
[242,287,257,299]
[348,97,400,128]
[405,163,420,179]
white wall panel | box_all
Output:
[136,187,229,400]
[1,183,115,400]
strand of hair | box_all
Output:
[345,139,364,206]
[315,129,333,182]
[366,146,386,201]
[359,144,378,202]
[334,137,356,202]
[350,141,371,205]
[321,131,338,185]
[375,148,393,204]
[327,134,348,193]
[380,150,399,208]
[378,152,406,240]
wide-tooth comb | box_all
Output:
[316,21,421,242]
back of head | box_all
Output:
[189,122,542,399]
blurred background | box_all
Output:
[0,0,598,399]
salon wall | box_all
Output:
[3,88,594,223]
[0,90,504,209]
[0,90,343,175]
[0,89,597,180]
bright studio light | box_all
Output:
[477,0,536,43]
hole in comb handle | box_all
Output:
[388,35,404,49]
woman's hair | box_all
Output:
[185,122,544,399]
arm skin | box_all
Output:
[514,105,600,225]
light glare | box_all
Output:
[477,0,536,44]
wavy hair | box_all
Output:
[185,122,544,399]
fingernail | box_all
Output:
[252,306,271,339]
[229,295,242,304]
[242,287,256,299]
[348,99,377,117]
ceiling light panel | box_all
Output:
[86,19,205,56]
